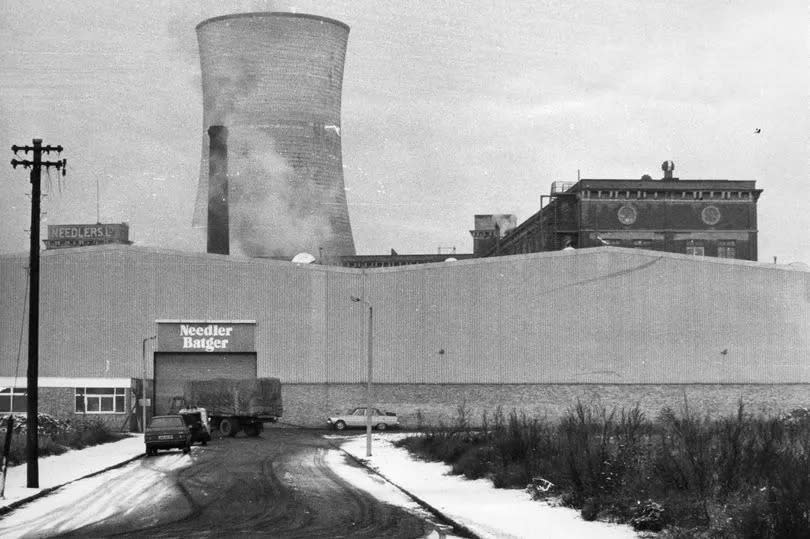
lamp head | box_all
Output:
[350,296,361,302]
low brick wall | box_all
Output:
[281,383,810,428]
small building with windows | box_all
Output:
[0,377,141,431]
[488,161,762,260]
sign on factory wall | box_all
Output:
[156,320,256,353]
[45,223,131,249]
[48,223,129,240]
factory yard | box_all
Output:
[0,428,640,538]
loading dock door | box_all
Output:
[154,352,257,415]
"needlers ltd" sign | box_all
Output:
[156,321,255,353]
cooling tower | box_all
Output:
[194,12,355,259]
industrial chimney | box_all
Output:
[193,12,356,258]
[207,125,229,255]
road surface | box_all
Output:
[0,429,444,538]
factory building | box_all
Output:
[1,245,807,430]
[488,161,761,259]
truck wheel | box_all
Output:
[244,424,260,437]
[182,444,190,454]
[334,420,346,431]
[219,418,238,437]
[376,423,387,431]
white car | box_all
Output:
[327,407,399,431]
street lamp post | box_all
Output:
[350,295,373,457]
[141,336,156,432]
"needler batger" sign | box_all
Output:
[156,320,256,353]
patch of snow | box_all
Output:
[335,433,640,539]
[0,436,193,537]
[324,448,428,514]
[0,435,145,507]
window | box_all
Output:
[718,240,737,259]
[75,387,126,413]
[686,241,705,256]
[0,387,27,413]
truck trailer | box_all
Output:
[170,377,282,437]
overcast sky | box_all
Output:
[1,0,807,263]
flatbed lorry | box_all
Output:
[170,377,282,437]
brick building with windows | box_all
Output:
[0,376,141,431]
[487,162,762,260]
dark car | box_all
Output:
[145,415,192,456]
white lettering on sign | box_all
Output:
[182,336,229,352]
[179,324,234,352]
[54,225,112,239]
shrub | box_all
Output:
[630,499,666,532]
[0,413,125,466]
[451,444,494,480]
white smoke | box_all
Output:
[227,127,336,258]
[493,214,517,237]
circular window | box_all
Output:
[617,205,637,225]
[701,205,721,225]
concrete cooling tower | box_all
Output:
[194,12,356,259]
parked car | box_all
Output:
[145,415,192,456]
[327,407,399,431]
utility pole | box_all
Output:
[11,139,66,488]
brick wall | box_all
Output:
[38,387,134,432]
[281,383,810,428]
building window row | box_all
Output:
[75,387,127,414]
[0,387,130,415]
[584,190,752,201]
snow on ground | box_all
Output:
[0,434,145,508]
[0,432,640,538]
[332,433,640,539]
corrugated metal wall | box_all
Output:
[0,246,807,384]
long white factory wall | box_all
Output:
[0,245,807,384]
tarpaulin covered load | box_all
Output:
[183,378,283,418]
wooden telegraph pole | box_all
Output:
[10,139,66,488]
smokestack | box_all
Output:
[207,125,229,255]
